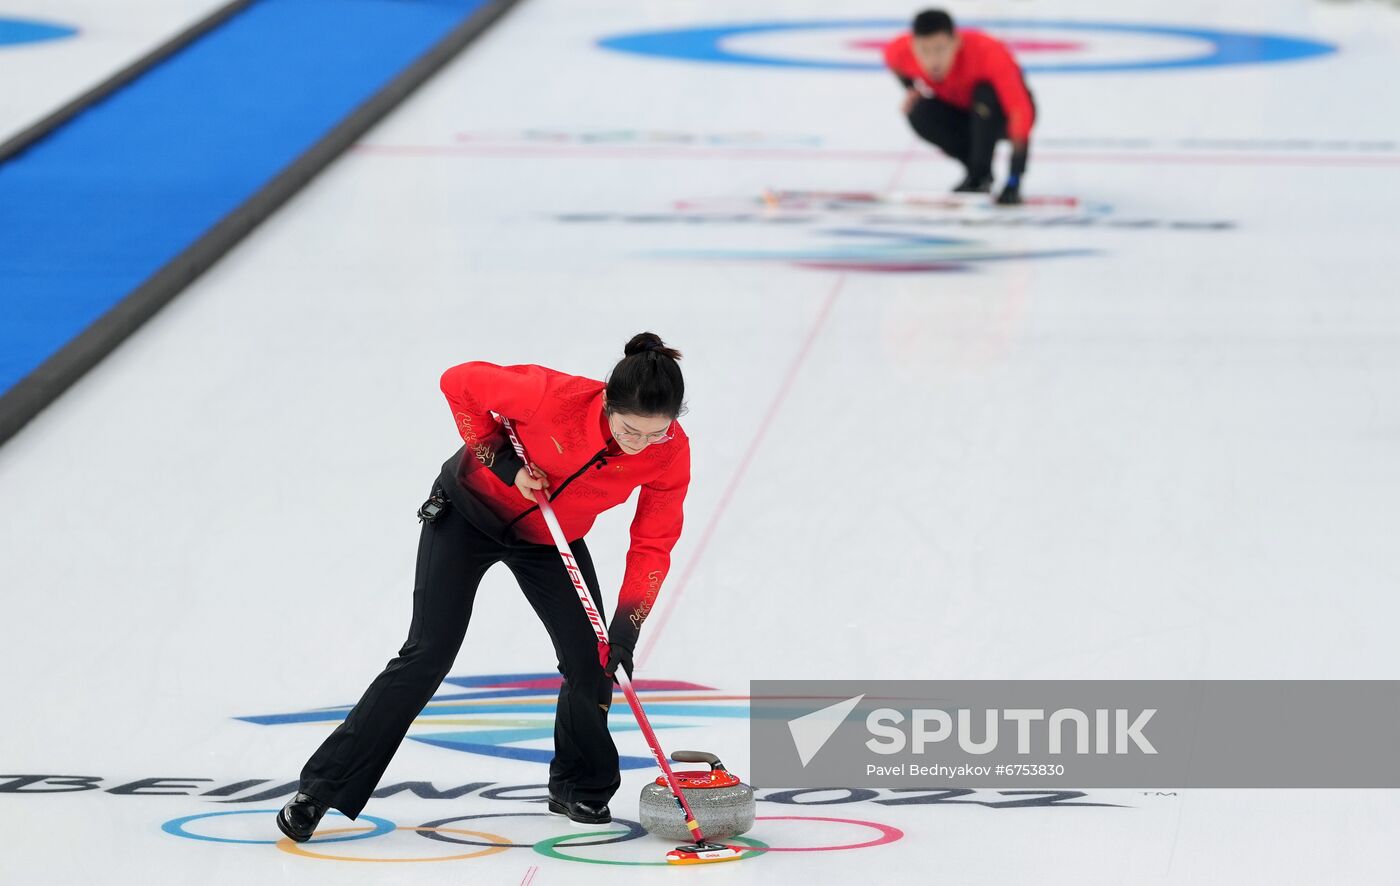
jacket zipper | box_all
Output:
[502,446,610,532]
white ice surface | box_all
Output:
[2,0,1400,883]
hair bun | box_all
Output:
[623,332,682,361]
[609,332,686,418]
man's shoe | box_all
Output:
[276,792,329,843]
[996,183,1023,206]
[953,173,993,193]
[547,796,612,825]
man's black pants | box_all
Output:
[298,490,618,819]
[907,81,1030,181]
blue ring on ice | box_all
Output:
[0,17,78,48]
[597,19,1337,74]
[161,808,396,845]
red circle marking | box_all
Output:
[848,37,1086,53]
[744,816,904,852]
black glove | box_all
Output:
[605,645,633,681]
[1009,141,1029,179]
[605,625,636,681]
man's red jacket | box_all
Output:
[884,30,1035,143]
[437,361,690,645]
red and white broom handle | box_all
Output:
[497,416,712,844]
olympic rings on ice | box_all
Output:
[416,811,646,848]
[161,809,395,845]
[159,807,904,863]
[745,815,904,852]
[533,830,769,866]
[278,826,511,862]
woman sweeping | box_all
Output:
[276,332,689,841]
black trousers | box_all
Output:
[298,489,618,819]
[907,81,1030,180]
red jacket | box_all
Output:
[884,30,1035,143]
[437,362,690,644]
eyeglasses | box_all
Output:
[608,410,673,445]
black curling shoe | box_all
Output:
[996,183,1024,206]
[953,173,993,193]
[276,792,329,843]
[547,797,612,825]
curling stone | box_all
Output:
[639,750,754,841]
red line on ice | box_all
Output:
[351,143,1400,167]
[634,275,845,668]
[635,144,918,668]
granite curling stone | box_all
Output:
[638,750,755,841]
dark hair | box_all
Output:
[912,9,955,36]
[605,332,685,418]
